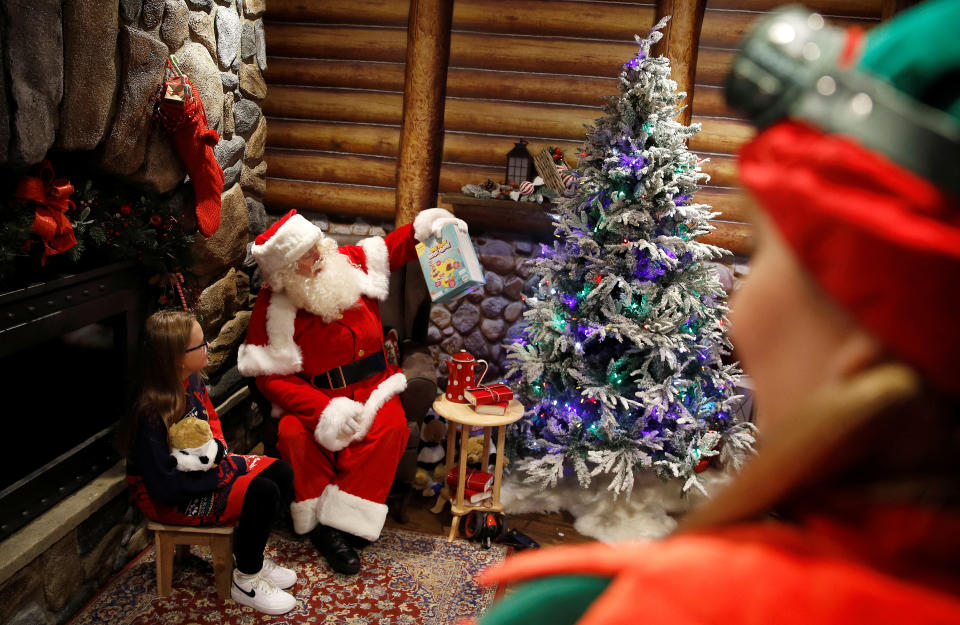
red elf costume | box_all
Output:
[238,208,466,542]
[474,2,960,624]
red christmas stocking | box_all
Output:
[157,76,224,237]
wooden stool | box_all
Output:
[430,396,525,542]
[147,522,235,601]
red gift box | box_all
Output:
[446,467,494,492]
[464,383,514,405]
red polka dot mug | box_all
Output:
[446,350,488,403]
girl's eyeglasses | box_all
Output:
[185,339,208,353]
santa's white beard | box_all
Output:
[275,245,368,323]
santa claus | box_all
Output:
[238,207,467,574]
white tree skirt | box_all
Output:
[500,469,733,542]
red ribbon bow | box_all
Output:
[15,160,77,264]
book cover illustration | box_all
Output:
[416,223,485,303]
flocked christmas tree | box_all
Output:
[504,18,755,497]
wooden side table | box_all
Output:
[431,395,525,542]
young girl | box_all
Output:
[124,309,298,615]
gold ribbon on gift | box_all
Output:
[15,160,77,264]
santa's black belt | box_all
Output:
[308,351,387,390]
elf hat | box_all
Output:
[251,209,324,282]
[729,0,960,394]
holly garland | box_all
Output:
[71,179,194,273]
[0,209,37,278]
[0,169,200,308]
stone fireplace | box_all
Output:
[0,1,270,623]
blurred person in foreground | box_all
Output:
[473,1,960,623]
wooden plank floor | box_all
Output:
[385,490,594,549]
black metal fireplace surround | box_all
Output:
[0,261,144,541]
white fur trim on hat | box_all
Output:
[290,496,320,535]
[237,292,303,376]
[317,485,388,542]
[357,237,390,301]
[313,372,407,451]
[252,213,323,280]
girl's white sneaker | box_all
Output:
[260,557,297,589]
[230,569,296,615]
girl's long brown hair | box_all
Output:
[135,309,196,429]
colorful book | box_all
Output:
[464,383,514,405]
[416,222,485,303]
[473,401,509,416]
[463,487,493,504]
[446,466,494,492]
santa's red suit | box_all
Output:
[238,208,462,541]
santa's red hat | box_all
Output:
[251,210,324,281]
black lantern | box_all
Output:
[505,138,535,185]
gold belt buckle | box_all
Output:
[325,366,346,389]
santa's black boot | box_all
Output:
[344,533,372,550]
[310,525,361,575]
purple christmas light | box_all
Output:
[634,248,668,281]
[622,51,645,71]
[618,153,647,172]
[659,245,677,260]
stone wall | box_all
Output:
[0,1,269,623]
[0,0,268,398]
[0,474,149,625]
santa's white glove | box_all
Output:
[340,412,364,437]
[413,207,468,242]
[314,397,366,452]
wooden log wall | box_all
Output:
[262,1,410,221]
[692,0,882,254]
[263,0,893,255]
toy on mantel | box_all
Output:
[462,177,557,204]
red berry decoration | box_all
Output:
[149,214,162,227]
[119,204,132,216]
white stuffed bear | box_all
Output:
[168,416,221,471]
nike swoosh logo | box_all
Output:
[233,581,256,598]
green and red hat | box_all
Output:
[730,0,960,393]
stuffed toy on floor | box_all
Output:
[168,416,221,471]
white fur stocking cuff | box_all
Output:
[317,485,388,542]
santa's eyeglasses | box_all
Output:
[185,339,208,353]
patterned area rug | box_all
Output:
[68,527,507,624]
